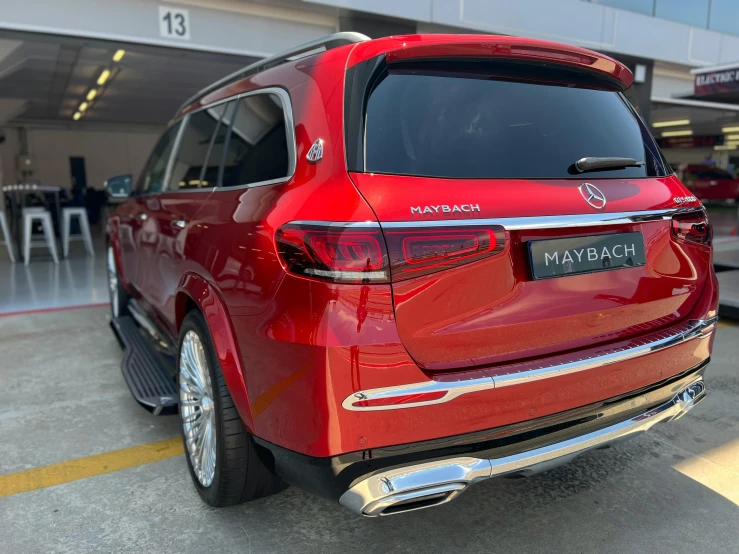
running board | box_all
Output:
[111,315,178,415]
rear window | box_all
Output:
[363,64,668,179]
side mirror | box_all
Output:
[105,174,133,199]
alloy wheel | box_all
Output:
[179,330,217,487]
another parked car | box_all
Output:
[106,33,717,516]
[682,164,739,202]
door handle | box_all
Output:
[170,219,186,230]
[709,180,718,186]
[136,213,148,220]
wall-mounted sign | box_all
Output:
[159,6,190,40]
[694,67,739,96]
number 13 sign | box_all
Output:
[159,6,190,40]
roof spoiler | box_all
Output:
[348,35,633,90]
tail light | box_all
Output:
[383,226,507,281]
[275,223,389,283]
[276,222,507,283]
[672,211,711,246]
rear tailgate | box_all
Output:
[350,172,708,370]
[346,43,709,371]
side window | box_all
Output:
[136,121,182,195]
[167,103,229,190]
[220,93,290,188]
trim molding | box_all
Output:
[342,317,716,411]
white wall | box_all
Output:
[1,127,160,189]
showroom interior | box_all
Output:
[1,1,737,553]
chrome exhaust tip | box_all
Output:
[339,378,705,517]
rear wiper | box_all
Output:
[574,157,645,173]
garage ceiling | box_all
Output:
[0,31,256,126]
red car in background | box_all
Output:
[105,33,717,516]
[682,164,739,202]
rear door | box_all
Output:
[348,59,709,371]
[145,101,235,334]
[119,123,181,292]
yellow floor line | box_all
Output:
[0,437,184,498]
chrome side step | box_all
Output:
[339,378,706,517]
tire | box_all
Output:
[178,309,285,507]
[107,245,130,318]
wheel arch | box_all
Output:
[175,273,255,432]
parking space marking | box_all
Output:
[0,437,183,498]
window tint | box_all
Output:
[220,93,289,188]
[364,66,668,179]
[137,122,181,194]
[168,106,225,190]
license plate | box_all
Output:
[528,232,646,280]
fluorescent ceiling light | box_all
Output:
[725,135,739,141]
[662,130,693,137]
[113,49,126,62]
[653,119,690,128]
[722,126,739,133]
[86,89,97,101]
[714,145,737,151]
[97,69,111,86]
[79,102,88,112]
[73,112,82,121]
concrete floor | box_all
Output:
[0,306,738,554]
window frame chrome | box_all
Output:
[210,86,297,192]
[140,87,296,198]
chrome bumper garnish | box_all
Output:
[339,378,706,516]
[342,317,716,411]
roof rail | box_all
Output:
[177,32,371,114]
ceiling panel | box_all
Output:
[0,31,254,126]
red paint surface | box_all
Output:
[108,35,717,458]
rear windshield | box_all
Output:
[363,64,668,179]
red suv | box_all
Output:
[106,33,717,516]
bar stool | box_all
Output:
[22,208,59,265]
[0,211,16,263]
[61,207,94,258]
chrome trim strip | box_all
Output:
[342,318,716,411]
[340,378,706,516]
[289,220,381,228]
[127,299,175,354]
[380,208,697,231]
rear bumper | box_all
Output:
[340,375,706,516]
[254,361,708,512]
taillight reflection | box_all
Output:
[386,226,506,281]
[671,211,712,246]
